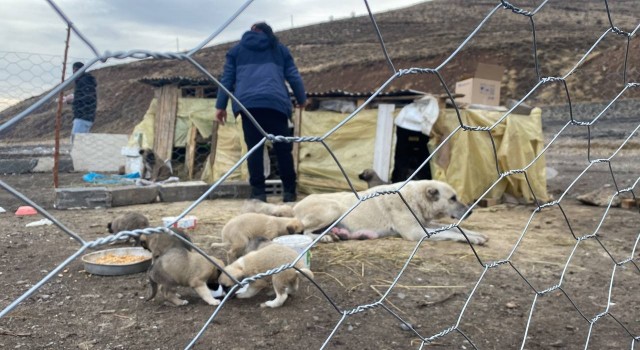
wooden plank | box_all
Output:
[208,120,220,174]
[373,104,395,183]
[621,198,639,209]
[185,125,198,180]
[292,108,302,175]
[153,84,179,161]
[478,197,502,207]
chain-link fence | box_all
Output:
[1,0,639,349]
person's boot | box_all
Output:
[282,192,297,203]
[250,187,267,202]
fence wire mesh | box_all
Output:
[0,0,639,349]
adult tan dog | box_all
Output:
[147,247,224,306]
[211,213,304,263]
[293,180,488,244]
[218,244,313,308]
[241,199,294,217]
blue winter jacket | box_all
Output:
[215,31,306,117]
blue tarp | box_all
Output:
[82,172,140,185]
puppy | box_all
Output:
[139,148,172,182]
[242,236,273,256]
[358,168,388,189]
[140,228,192,261]
[210,213,304,263]
[218,244,313,308]
[107,212,149,244]
[241,199,295,217]
[147,247,225,306]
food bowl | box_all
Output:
[81,247,152,276]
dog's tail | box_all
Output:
[297,268,314,280]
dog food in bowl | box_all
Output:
[82,247,152,276]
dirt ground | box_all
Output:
[0,145,639,350]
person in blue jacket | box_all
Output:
[215,22,307,203]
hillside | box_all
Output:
[1,0,639,141]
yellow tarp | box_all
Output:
[130,98,548,203]
[430,107,549,203]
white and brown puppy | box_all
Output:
[241,199,295,217]
[139,148,172,182]
[218,244,313,308]
[293,180,488,245]
[358,168,388,189]
[211,213,304,263]
[140,228,192,261]
[147,247,225,307]
[107,212,150,244]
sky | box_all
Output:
[0,0,426,109]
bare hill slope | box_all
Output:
[1,0,639,141]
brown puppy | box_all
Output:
[218,244,313,308]
[241,199,294,217]
[358,168,388,189]
[107,212,150,244]
[140,228,192,261]
[139,148,172,182]
[147,247,225,306]
[210,213,304,263]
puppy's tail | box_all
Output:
[209,242,230,249]
[297,268,314,280]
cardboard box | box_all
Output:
[455,63,504,106]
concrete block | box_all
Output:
[158,181,211,203]
[54,187,112,209]
[208,181,252,199]
[32,157,74,173]
[0,159,37,174]
[70,133,129,172]
[110,186,159,207]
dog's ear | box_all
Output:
[107,222,113,233]
[426,187,440,201]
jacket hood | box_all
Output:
[240,31,272,51]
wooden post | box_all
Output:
[153,84,179,161]
[53,25,71,188]
[292,107,302,175]
[208,120,219,174]
[185,125,198,179]
[373,104,395,183]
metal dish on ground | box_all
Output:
[81,247,152,276]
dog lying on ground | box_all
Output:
[210,213,304,263]
[358,168,388,189]
[107,212,149,244]
[147,247,225,306]
[218,244,313,308]
[241,199,294,217]
[139,148,172,182]
[293,180,488,245]
[140,228,192,261]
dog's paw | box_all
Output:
[467,232,489,245]
[319,234,339,243]
[207,299,221,306]
[178,299,189,306]
[260,300,281,308]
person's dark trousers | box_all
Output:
[391,126,432,183]
[241,108,297,202]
